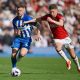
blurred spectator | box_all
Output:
[32,35,48,47]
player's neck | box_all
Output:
[18,15,24,19]
[51,14,57,18]
[53,13,57,17]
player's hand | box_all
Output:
[17,30,21,36]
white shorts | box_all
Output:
[54,37,74,48]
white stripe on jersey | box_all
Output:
[20,20,23,26]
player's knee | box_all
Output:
[12,49,18,58]
[11,53,17,58]
[20,53,26,57]
[20,51,28,57]
[55,47,62,52]
[12,49,18,53]
[20,48,28,57]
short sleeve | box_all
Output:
[12,19,17,29]
[57,14,64,21]
[27,16,33,20]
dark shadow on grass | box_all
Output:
[0,72,13,77]
[0,72,65,75]
[0,72,78,77]
[22,72,78,74]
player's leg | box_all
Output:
[66,44,80,71]
[19,48,28,58]
[11,48,19,68]
[17,39,31,60]
[54,41,71,70]
[55,42,70,61]
[11,38,20,68]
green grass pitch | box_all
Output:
[0,57,80,80]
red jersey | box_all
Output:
[41,13,68,39]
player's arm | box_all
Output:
[12,20,21,36]
[47,17,64,26]
[24,18,36,24]
[24,14,48,24]
[14,29,18,36]
[14,29,21,36]
[23,18,42,24]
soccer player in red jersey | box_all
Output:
[24,4,80,72]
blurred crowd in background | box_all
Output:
[0,0,80,52]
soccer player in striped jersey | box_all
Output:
[11,4,40,73]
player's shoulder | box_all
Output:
[56,13,64,19]
[24,14,33,20]
[12,16,18,23]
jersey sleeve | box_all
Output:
[57,14,64,21]
[12,19,17,29]
[26,16,36,29]
[27,16,33,20]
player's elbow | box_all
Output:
[59,20,64,26]
[59,22,63,26]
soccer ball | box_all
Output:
[11,68,21,77]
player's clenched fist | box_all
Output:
[17,30,21,36]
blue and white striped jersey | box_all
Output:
[12,13,33,38]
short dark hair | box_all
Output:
[17,3,26,9]
[49,4,57,10]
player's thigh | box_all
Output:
[54,42,63,51]
[54,39,63,51]
[11,38,21,57]
[64,37,75,57]
[66,44,76,58]
[20,48,28,56]
[21,41,31,56]
[12,38,21,49]
[63,37,72,44]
